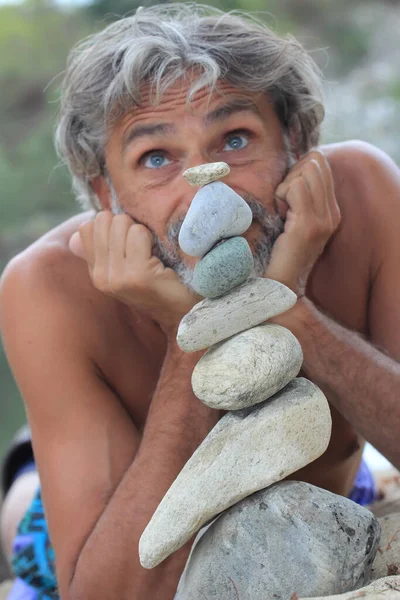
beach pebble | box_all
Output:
[177,277,297,352]
[192,237,253,298]
[183,162,230,186]
[139,378,332,569]
[371,512,400,580]
[192,323,303,409]
[300,576,400,600]
[178,181,252,257]
[175,481,381,600]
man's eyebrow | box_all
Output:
[204,99,262,125]
[121,122,175,156]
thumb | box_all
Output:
[69,232,86,260]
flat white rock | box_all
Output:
[183,162,230,186]
[139,378,332,569]
[177,278,297,352]
[192,323,303,409]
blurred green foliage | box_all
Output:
[0,0,399,459]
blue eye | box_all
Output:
[143,152,171,169]
[224,134,249,152]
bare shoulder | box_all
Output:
[321,140,400,211]
[0,210,111,357]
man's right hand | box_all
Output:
[69,211,199,338]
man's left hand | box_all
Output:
[265,149,341,297]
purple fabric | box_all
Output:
[6,578,38,600]
[348,459,377,506]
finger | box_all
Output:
[125,224,154,268]
[311,150,341,229]
[93,211,113,267]
[108,214,133,274]
[69,231,86,261]
[77,221,96,266]
[276,176,313,213]
[301,159,328,220]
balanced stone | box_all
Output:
[177,277,297,352]
[192,323,303,409]
[192,237,253,298]
[178,181,253,257]
[175,481,381,600]
[139,378,332,569]
[301,576,400,599]
[371,512,400,580]
[183,162,230,186]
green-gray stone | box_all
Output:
[193,237,253,298]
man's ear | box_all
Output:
[91,175,112,211]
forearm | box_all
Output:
[274,297,400,467]
[69,343,218,600]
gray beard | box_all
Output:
[151,201,284,291]
[108,179,287,292]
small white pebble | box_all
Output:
[183,162,230,186]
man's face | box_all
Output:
[96,79,292,285]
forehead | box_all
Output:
[110,78,275,139]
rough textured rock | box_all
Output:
[175,481,381,600]
[177,277,297,351]
[192,236,253,298]
[300,575,400,599]
[372,512,400,580]
[192,323,303,409]
[139,378,332,569]
[178,181,252,257]
[183,161,230,186]
[177,277,297,352]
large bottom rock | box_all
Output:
[300,575,400,599]
[175,481,381,600]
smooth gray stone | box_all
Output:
[301,575,400,599]
[192,237,253,298]
[183,162,230,186]
[175,481,381,600]
[139,378,332,569]
[178,181,253,257]
[192,323,303,409]
[177,278,297,352]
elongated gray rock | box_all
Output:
[178,181,252,257]
[183,162,230,186]
[177,277,297,352]
[139,378,332,569]
[192,323,303,409]
[192,237,253,298]
[175,482,381,600]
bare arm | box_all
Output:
[274,297,400,468]
[272,143,400,467]
[0,250,217,600]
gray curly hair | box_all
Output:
[54,3,325,211]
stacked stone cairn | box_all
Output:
[139,163,381,599]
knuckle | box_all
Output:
[131,223,150,238]
[95,210,113,226]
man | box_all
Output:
[0,3,400,599]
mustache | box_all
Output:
[151,195,284,283]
